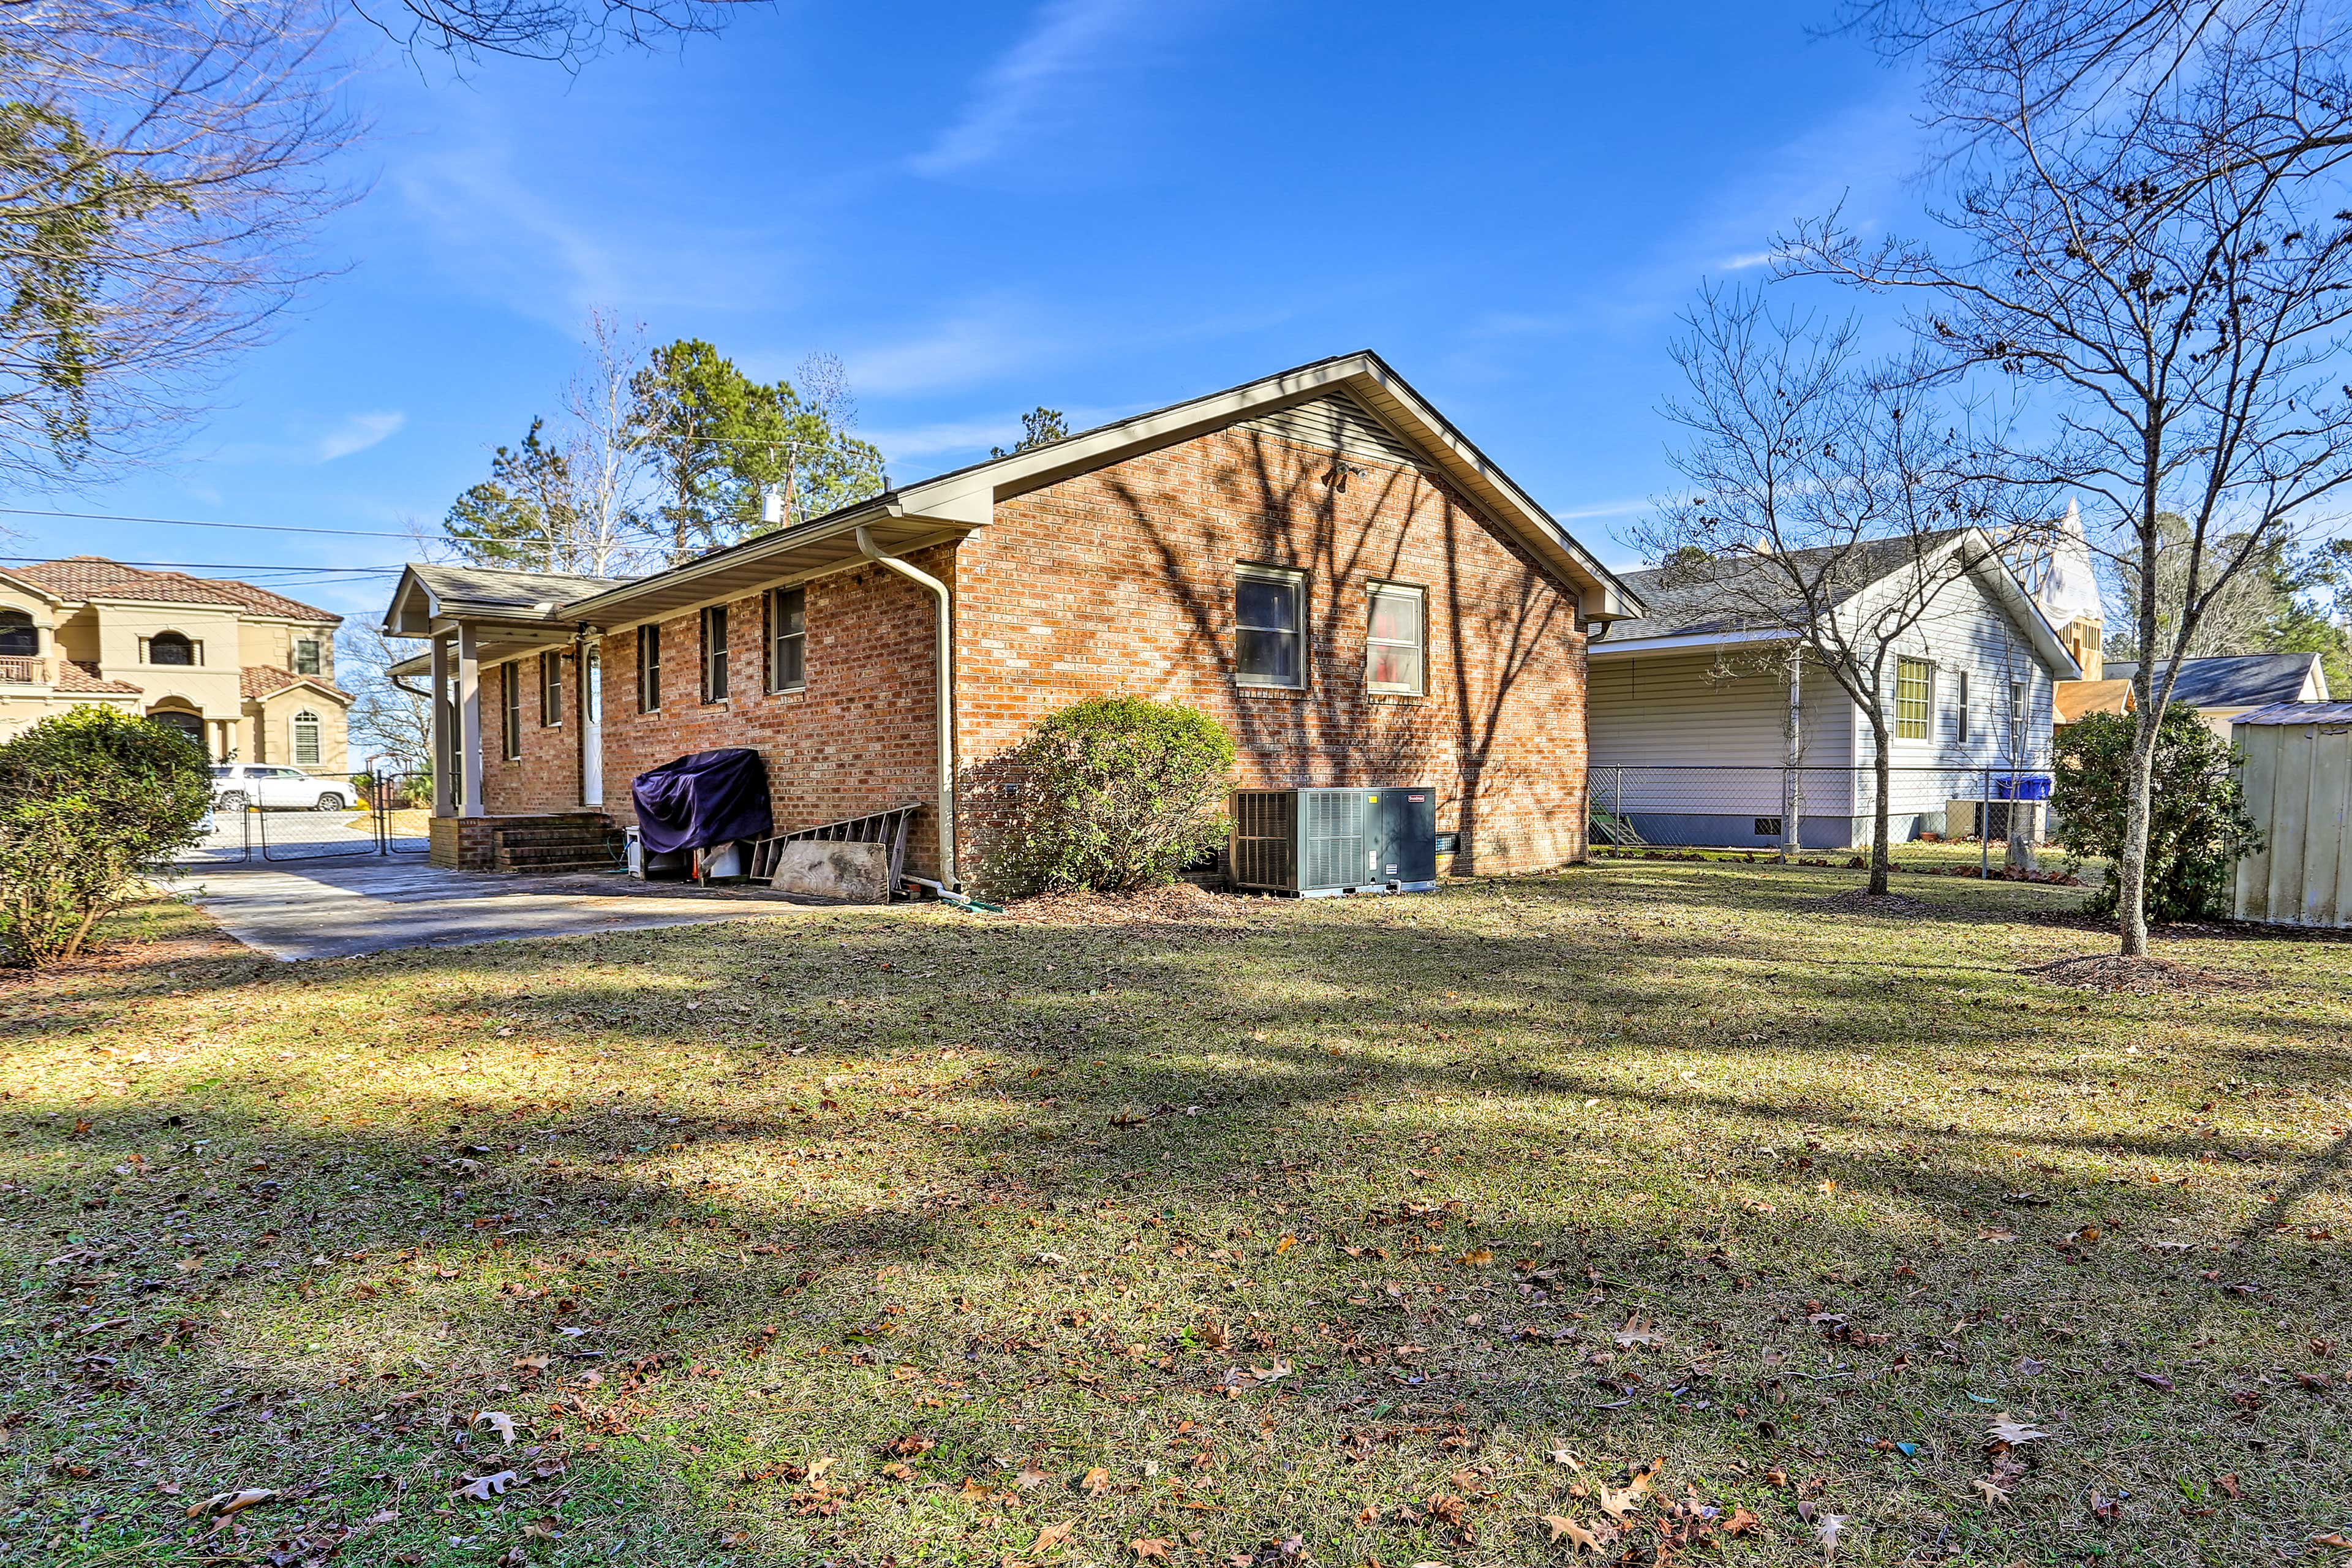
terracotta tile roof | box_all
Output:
[240,664,350,702]
[56,660,141,695]
[12,556,341,622]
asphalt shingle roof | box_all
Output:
[2104,653,2320,710]
[407,563,632,616]
[1606,532,1967,643]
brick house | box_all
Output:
[380,352,1641,884]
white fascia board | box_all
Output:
[1586,628,1798,658]
[1959,533,2082,680]
[890,351,1645,620]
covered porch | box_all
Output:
[382,564,626,869]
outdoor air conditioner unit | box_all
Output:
[1229,786,1438,896]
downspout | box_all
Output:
[856,524,957,889]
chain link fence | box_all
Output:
[169,771,437,867]
[1588,763,2057,857]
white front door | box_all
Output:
[581,648,603,806]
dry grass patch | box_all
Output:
[2,867,2348,1567]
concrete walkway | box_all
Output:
[171,859,831,960]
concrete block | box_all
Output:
[766,840,892,903]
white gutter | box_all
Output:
[855,525,959,889]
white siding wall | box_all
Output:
[1875,568,2059,769]
[1585,567,2064,846]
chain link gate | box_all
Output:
[170,770,437,867]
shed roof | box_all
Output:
[2232,699,2352,726]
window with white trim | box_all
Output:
[1895,657,1933,741]
[1953,670,1970,742]
[1365,582,1425,695]
[1234,565,1305,688]
[293,636,322,676]
[540,649,562,725]
[292,709,322,767]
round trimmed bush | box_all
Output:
[0,706,213,965]
[984,696,1236,897]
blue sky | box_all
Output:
[5,2,1926,623]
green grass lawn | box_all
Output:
[4,865,2348,1567]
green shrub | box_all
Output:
[2052,703,2261,923]
[984,696,1237,897]
[0,707,213,966]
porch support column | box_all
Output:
[430,631,453,818]
[458,623,485,819]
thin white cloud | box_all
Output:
[846,303,1052,396]
[911,0,1194,178]
[1716,249,1777,272]
[316,411,407,462]
[1554,496,1652,522]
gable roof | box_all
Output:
[1594,528,2080,679]
[382,562,635,637]
[381,352,1640,646]
[2105,652,2326,709]
[241,665,352,703]
[1604,532,1970,644]
[12,556,341,622]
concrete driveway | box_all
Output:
[171,859,832,960]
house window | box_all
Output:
[1895,657,1932,740]
[149,630,195,666]
[292,709,322,767]
[2010,678,2029,754]
[540,649,562,726]
[1953,671,1970,743]
[701,605,729,702]
[1235,565,1305,688]
[500,663,522,760]
[0,609,36,657]
[638,624,662,712]
[766,587,806,693]
[1365,582,1425,695]
[293,637,322,676]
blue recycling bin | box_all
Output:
[1993,773,2053,802]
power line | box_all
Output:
[0,507,422,539]
[0,555,404,575]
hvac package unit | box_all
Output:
[1229,786,1438,896]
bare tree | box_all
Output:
[0,1,357,483]
[1789,1,2352,954]
[351,0,768,66]
[337,622,433,775]
[561,307,654,573]
[1635,284,2031,894]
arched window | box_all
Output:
[0,609,34,657]
[150,710,207,756]
[149,630,194,666]
[292,709,322,767]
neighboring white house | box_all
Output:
[1586,528,2082,850]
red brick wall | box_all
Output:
[481,654,584,816]
[952,424,1588,878]
[595,549,949,875]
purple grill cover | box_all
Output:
[630,747,773,855]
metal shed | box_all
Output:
[2231,700,2352,929]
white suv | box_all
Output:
[211,764,351,812]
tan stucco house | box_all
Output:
[0,556,352,771]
